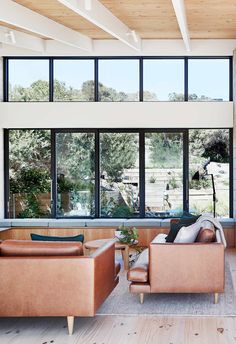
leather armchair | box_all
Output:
[127,229,225,304]
[0,240,120,335]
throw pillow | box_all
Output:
[166,215,199,243]
[31,233,84,243]
[174,222,201,243]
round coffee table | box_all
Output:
[84,238,130,270]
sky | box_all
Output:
[9,58,229,100]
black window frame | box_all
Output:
[4,128,233,219]
[3,56,233,102]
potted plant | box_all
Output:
[115,225,138,245]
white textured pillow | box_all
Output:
[152,233,168,244]
[174,222,201,243]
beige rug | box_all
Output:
[97,263,236,316]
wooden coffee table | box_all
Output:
[84,238,131,270]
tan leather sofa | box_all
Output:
[0,240,120,335]
[127,228,225,304]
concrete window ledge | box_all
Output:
[0,218,235,229]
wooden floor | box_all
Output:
[1,249,236,344]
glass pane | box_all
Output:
[53,60,94,101]
[145,132,183,217]
[56,132,95,217]
[189,129,230,217]
[8,59,49,101]
[143,59,184,101]
[9,130,51,218]
[98,60,139,101]
[100,133,139,217]
[188,59,229,101]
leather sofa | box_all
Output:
[127,228,225,304]
[0,239,120,334]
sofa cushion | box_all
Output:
[31,233,84,243]
[127,249,149,283]
[166,216,199,243]
[174,222,201,243]
[0,240,83,256]
[196,228,216,243]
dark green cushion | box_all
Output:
[165,215,200,243]
[30,233,84,243]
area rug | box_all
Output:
[97,262,236,316]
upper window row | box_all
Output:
[6,57,231,102]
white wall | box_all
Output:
[0,102,233,129]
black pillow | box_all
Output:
[165,216,200,243]
[31,233,84,243]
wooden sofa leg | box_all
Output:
[214,293,219,304]
[139,293,144,304]
[67,316,74,335]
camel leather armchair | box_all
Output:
[0,239,120,335]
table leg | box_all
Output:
[121,245,130,270]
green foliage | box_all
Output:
[116,225,138,244]
[148,133,183,168]
[10,167,50,194]
[100,133,138,180]
[9,80,49,101]
[189,129,229,163]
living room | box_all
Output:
[0,0,236,343]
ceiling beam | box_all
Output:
[0,0,92,51]
[171,0,191,52]
[0,25,45,52]
[57,0,141,51]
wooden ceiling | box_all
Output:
[9,0,236,40]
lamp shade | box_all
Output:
[192,171,200,181]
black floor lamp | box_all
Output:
[192,159,216,217]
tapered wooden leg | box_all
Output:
[121,246,130,270]
[139,293,144,304]
[67,316,74,335]
[214,293,219,304]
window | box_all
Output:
[8,59,49,101]
[145,132,184,217]
[189,129,230,217]
[5,57,232,102]
[143,59,184,101]
[8,130,51,218]
[53,59,94,101]
[5,128,232,218]
[100,132,139,217]
[56,132,95,217]
[98,59,139,101]
[188,59,230,101]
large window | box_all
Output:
[8,130,51,218]
[98,59,139,101]
[8,59,49,101]
[189,129,230,217]
[56,132,95,217]
[53,59,94,101]
[5,57,232,102]
[143,59,184,101]
[100,132,139,217]
[5,128,232,218]
[188,59,230,101]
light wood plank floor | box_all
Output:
[1,249,236,344]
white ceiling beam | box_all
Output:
[0,0,92,51]
[171,0,191,52]
[0,25,45,52]
[57,0,141,51]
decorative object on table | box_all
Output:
[192,158,216,217]
[115,225,138,245]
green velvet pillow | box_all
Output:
[165,215,200,243]
[30,233,84,243]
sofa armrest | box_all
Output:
[149,242,225,293]
[127,248,149,283]
[90,240,119,311]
